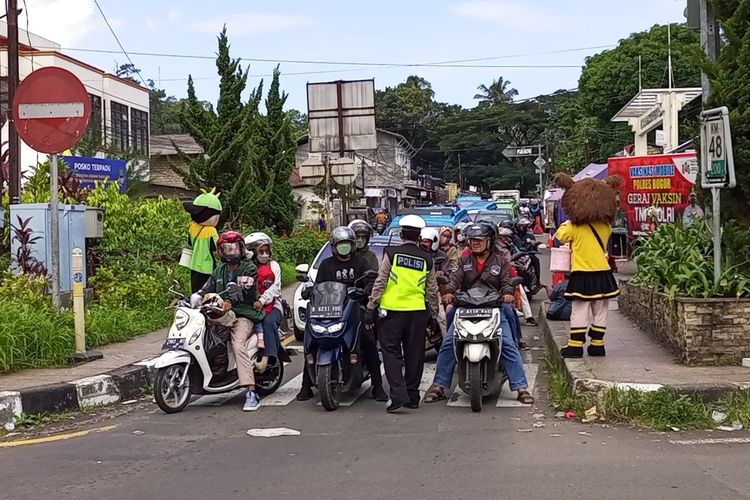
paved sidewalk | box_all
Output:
[541,300,750,397]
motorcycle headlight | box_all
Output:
[311,324,327,334]
[174,309,189,330]
[327,322,344,333]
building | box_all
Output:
[147,134,202,199]
[294,129,427,220]
[0,22,150,175]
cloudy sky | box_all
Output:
[20,0,689,111]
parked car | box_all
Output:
[292,234,403,341]
[386,207,471,236]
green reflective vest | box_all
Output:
[380,245,430,311]
[188,222,218,275]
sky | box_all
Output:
[20,0,690,112]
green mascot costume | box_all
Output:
[183,188,222,293]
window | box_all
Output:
[88,93,103,141]
[131,108,149,156]
[110,101,129,152]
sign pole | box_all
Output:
[50,153,61,310]
[712,187,721,286]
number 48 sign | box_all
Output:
[700,106,736,188]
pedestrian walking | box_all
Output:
[366,215,440,412]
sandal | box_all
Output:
[424,385,446,403]
[517,390,534,405]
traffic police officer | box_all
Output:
[366,215,440,412]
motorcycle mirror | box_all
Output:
[172,280,181,290]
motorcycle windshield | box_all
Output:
[308,282,348,319]
[454,285,503,308]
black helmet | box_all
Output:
[463,222,497,250]
[348,219,373,251]
[499,219,515,230]
[329,226,356,258]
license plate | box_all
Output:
[308,305,343,319]
[162,338,185,350]
[458,308,493,319]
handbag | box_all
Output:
[549,245,571,273]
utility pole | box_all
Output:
[699,0,720,104]
[457,153,462,192]
[7,0,21,204]
[322,154,331,225]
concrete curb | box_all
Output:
[0,364,152,424]
[538,303,746,401]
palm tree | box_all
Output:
[474,77,519,106]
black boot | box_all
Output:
[295,386,314,401]
[587,326,606,356]
[562,329,586,358]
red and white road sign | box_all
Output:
[11,67,92,154]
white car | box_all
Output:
[292,235,403,341]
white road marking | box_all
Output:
[418,362,437,398]
[669,437,750,446]
[261,373,304,406]
[497,363,538,407]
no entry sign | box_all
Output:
[12,67,92,154]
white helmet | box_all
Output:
[399,214,426,229]
[244,232,272,251]
[420,227,440,252]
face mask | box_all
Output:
[257,252,270,264]
[336,242,353,257]
[355,236,367,250]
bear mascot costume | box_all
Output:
[553,173,621,358]
[183,188,222,293]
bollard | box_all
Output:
[70,247,103,362]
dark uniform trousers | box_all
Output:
[377,310,428,405]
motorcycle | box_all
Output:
[152,283,290,414]
[300,271,377,411]
[453,285,508,412]
[511,250,542,299]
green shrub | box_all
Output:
[280,262,298,288]
[272,228,328,265]
[633,220,750,298]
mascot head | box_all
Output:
[555,173,622,225]
[183,188,222,227]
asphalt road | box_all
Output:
[2,250,750,499]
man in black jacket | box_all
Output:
[423,222,534,405]
[296,227,387,402]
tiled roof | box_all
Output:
[150,134,203,156]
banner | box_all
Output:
[61,156,128,193]
[608,153,698,237]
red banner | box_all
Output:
[608,153,698,237]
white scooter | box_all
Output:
[152,283,289,414]
[453,286,510,412]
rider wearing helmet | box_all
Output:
[245,232,283,364]
[367,214,440,412]
[454,222,469,253]
[193,231,264,411]
[515,217,542,286]
[296,227,387,402]
[348,219,378,271]
[424,222,534,405]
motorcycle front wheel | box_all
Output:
[317,363,341,411]
[468,361,482,413]
[154,364,192,414]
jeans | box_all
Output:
[433,306,528,391]
[503,303,523,345]
[260,308,282,359]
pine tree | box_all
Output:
[175,27,264,227]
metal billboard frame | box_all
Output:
[307,79,376,154]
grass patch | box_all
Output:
[280,261,298,288]
[545,352,750,430]
[86,305,172,347]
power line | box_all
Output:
[91,0,148,87]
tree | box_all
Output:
[474,77,518,106]
[286,109,308,139]
[148,80,186,135]
[115,63,142,83]
[711,0,750,221]
[175,27,264,227]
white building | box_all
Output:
[0,22,150,174]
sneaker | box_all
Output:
[518,340,530,350]
[386,400,403,413]
[526,317,538,326]
[243,390,261,412]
